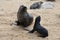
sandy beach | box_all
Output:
[0,0,60,40]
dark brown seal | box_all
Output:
[16,5,33,27]
[29,16,48,38]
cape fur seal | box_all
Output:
[30,1,43,9]
[16,5,33,27]
[29,16,48,38]
[46,0,55,2]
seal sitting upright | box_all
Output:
[16,5,33,27]
[29,16,48,38]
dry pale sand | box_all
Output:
[0,0,60,40]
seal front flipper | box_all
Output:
[15,21,20,25]
[10,21,19,26]
[29,29,35,33]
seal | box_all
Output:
[29,16,48,38]
[30,1,43,9]
[16,5,33,27]
[46,0,55,2]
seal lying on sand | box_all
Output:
[16,5,33,27]
[46,0,55,2]
[30,1,43,9]
[29,16,48,38]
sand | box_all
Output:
[0,0,60,40]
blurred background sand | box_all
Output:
[0,0,60,40]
